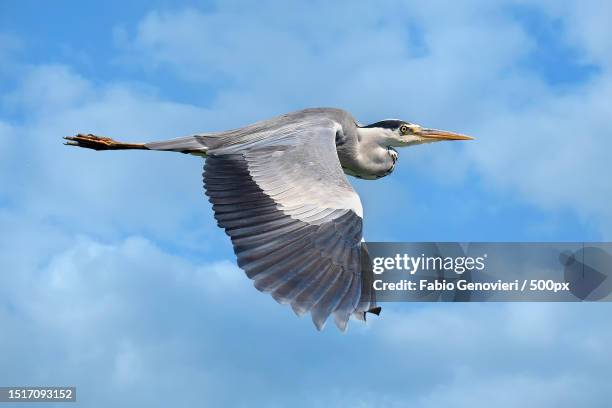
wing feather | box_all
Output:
[203,118,378,330]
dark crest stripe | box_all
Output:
[361,119,406,129]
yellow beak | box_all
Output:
[417,128,475,141]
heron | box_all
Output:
[64,108,473,331]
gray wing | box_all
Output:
[203,118,377,330]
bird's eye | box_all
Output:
[399,124,410,135]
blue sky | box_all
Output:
[1,0,612,406]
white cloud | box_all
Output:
[113,1,612,235]
[4,230,610,407]
[316,373,607,408]
[4,0,611,241]
[4,65,91,113]
[517,0,612,69]
[0,231,258,405]
[0,62,230,247]
[359,302,612,407]
[413,373,604,408]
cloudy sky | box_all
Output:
[1,0,611,406]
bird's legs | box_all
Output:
[63,134,149,151]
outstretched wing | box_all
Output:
[203,118,377,330]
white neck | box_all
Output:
[356,127,399,148]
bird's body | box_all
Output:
[147,108,398,179]
[65,107,473,331]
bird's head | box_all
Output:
[360,119,474,147]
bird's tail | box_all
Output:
[64,134,212,155]
[145,135,211,155]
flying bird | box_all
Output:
[64,108,473,331]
